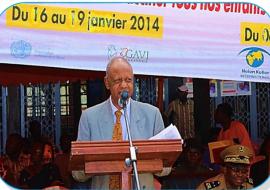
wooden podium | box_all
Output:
[70,139,182,189]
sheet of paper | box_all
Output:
[149,124,183,142]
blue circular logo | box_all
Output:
[10,40,32,58]
[239,47,270,68]
[246,50,264,67]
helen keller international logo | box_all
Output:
[10,40,32,58]
[239,47,270,68]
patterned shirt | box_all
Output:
[165,99,195,140]
[0,155,25,187]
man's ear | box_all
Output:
[104,76,110,90]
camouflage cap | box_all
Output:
[220,145,253,164]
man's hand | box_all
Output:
[154,167,172,177]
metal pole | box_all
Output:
[123,102,141,190]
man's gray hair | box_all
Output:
[105,56,133,78]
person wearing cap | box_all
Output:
[165,84,195,140]
[196,145,254,190]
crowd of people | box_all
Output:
[159,73,270,189]
[161,83,270,189]
[0,120,74,189]
[1,56,270,189]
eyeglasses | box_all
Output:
[227,165,249,174]
[110,78,133,85]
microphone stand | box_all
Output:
[122,100,141,190]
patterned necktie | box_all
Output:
[112,110,123,141]
[109,110,122,190]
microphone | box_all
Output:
[118,90,141,190]
[118,90,129,108]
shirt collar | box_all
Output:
[109,96,131,114]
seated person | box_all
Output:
[162,138,216,189]
[19,141,63,189]
[214,103,254,154]
[250,134,270,187]
[54,134,75,188]
[197,145,254,190]
[0,133,24,188]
